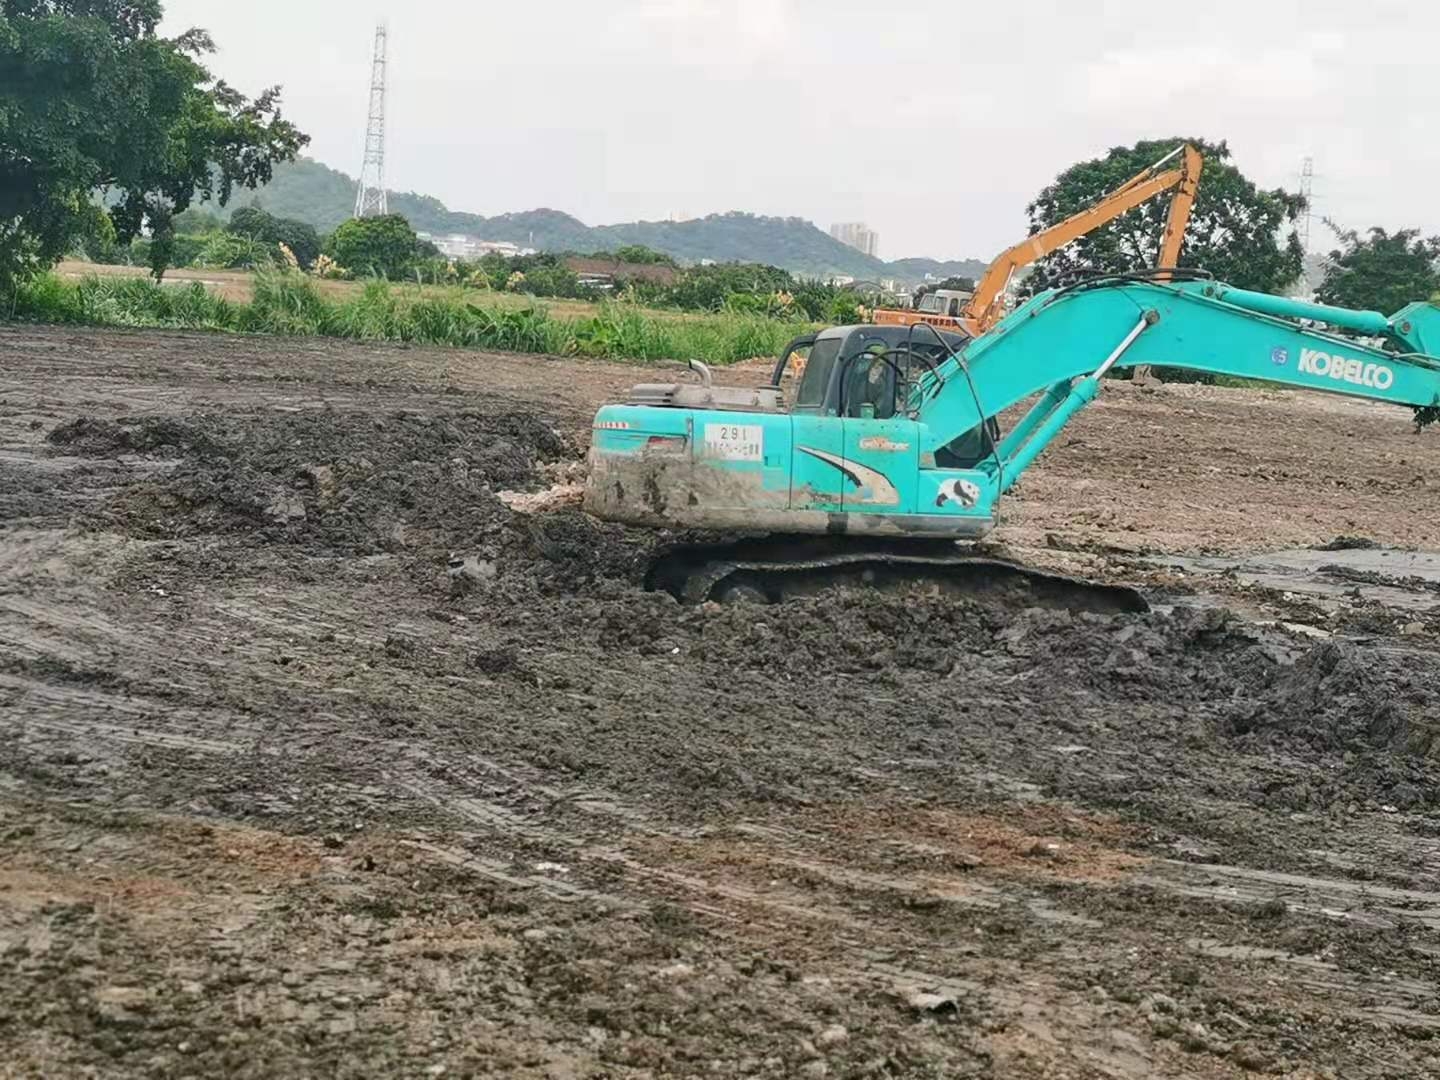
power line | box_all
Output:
[354,24,388,219]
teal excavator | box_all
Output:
[583,271,1440,606]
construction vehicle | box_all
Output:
[912,287,974,321]
[583,270,1440,605]
[876,143,1203,337]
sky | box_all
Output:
[160,0,1440,262]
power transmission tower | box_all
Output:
[354,24,388,219]
[1298,156,1315,255]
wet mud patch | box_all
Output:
[47,415,217,457]
[1226,639,1440,810]
[514,509,655,589]
[89,409,577,555]
[454,575,1440,828]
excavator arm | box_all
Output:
[963,144,1204,331]
[915,278,1440,508]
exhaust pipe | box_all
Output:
[687,359,713,388]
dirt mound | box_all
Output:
[96,409,575,555]
[1227,640,1440,809]
[1314,535,1382,552]
[672,587,1003,676]
[465,562,1440,816]
[515,509,653,587]
[47,416,216,456]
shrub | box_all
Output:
[246,272,331,335]
[324,215,426,280]
[7,271,811,366]
[228,207,322,270]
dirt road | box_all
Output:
[2,325,1439,1078]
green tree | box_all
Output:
[195,230,270,269]
[324,215,426,279]
[0,1,307,290]
[609,244,678,267]
[71,202,119,263]
[665,262,795,311]
[1316,226,1440,315]
[510,264,586,299]
[1024,138,1305,294]
[227,206,320,268]
[168,232,207,267]
[171,206,223,234]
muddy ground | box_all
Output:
[2,324,1440,1079]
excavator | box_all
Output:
[875,143,1204,337]
[583,270,1440,607]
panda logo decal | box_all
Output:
[936,478,981,509]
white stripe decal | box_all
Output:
[796,446,901,506]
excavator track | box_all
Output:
[645,538,1148,614]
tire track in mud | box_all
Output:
[8,667,1440,1072]
[8,581,1440,1048]
[0,614,1094,1037]
[1145,858,1440,932]
[327,733,1440,1045]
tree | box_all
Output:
[665,262,795,312]
[71,202,120,263]
[1024,138,1305,295]
[171,206,223,234]
[195,230,269,269]
[324,214,426,280]
[1316,226,1440,315]
[227,206,321,269]
[608,244,678,268]
[0,1,308,290]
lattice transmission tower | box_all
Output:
[354,24,388,218]
[1298,155,1315,255]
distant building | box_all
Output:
[829,222,879,258]
[561,256,679,289]
[417,232,535,259]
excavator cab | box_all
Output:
[778,325,968,419]
[915,289,974,319]
[776,325,998,466]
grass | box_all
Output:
[11,271,811,365]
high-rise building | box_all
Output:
[829,222,879,258]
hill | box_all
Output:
[225,158,988,284]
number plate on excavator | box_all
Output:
[703,423,763,462]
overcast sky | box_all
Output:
[161,0,1438,261]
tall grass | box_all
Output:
[11,271,808,365]
[247,271,333,335]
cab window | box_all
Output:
[843,345,898,419]
[794,336,843,411]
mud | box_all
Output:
[76,409,574,557]
[4,325,1440,1078]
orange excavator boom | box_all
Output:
[875,144,1203,337]
[1155,144,1202,271]
[964,143,1203,331]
